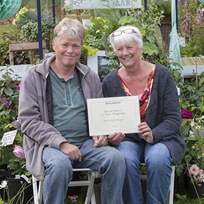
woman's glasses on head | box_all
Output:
[111,29,137,37]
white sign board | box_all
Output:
[179,37,185,47]
[0,130,17,146]
[64,0,142,9]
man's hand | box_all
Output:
[59,142,82,162]
[138,122,154,143]
[108,132,125,145]
[92,135,108,147]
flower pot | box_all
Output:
[188,178,204,199]
[6,176,33,204]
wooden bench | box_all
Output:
[9,42,47,65]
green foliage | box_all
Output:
[118,5,164,57]
[179,72,204,119]
[12,7,36,29]
[0,67,20,135]
[13,6,54,51]
[20,21,52,43]
[0,30,30,66]
[152,0,171,21]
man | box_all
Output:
[19,18,126,204]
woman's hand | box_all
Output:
[138,122,154,143]
[93,135,108,147]
[108,132,125,145]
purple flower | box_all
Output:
[186,13,190,18]
[197,10,200,15]
[16,81,21,92]
[13,145,25,159]
[134,12,139,16]
[199,16,202,22]
[12,118,21,130]
[2,100,9,107]
[201,10,203,16]
[181,110,194,119]
[180,33,183,37]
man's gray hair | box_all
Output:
[53,18,85,46]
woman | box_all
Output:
[103,25,186,204]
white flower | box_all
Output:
[189,130,194,137]
[190,120,194,127]
[0,180,7,189]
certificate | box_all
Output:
[87,96,141,136]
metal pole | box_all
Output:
[37,0,43,60]
[52,0,56,25]
[176,0,178,31]
[144,0,147,10]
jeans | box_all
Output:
[42,139,126,204]
[116,141,172,204]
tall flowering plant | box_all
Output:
[178,0,204,56]
[0,67,29,177]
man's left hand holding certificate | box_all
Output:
[87,96,141,136]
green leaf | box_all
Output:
[118,16,134,26]
[4,87,13,96]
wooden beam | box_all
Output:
[9,42,46,52]
[9,42,47,65]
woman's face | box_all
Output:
[115,41,142,68]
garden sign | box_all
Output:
[64,0,142,9]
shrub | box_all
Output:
[0,30,30,66]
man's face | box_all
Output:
[52,32,82,69]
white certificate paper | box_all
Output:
[87,96,141,136]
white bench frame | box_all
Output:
[140,163,175,204]
[32,168,99,204]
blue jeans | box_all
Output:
[42,139,126,204]
[116,141,172,204]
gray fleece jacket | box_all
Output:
[102,63,186,165]
[19,55,103,179]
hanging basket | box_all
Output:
[0,0,22,20]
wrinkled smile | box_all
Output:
[122,56,132,61]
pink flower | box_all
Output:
[186,13,191,18]
[189,164,200,176]
[13,145,25,159]
[68,195,78,202]
[181,110,193,119]
[2,100,9,107]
